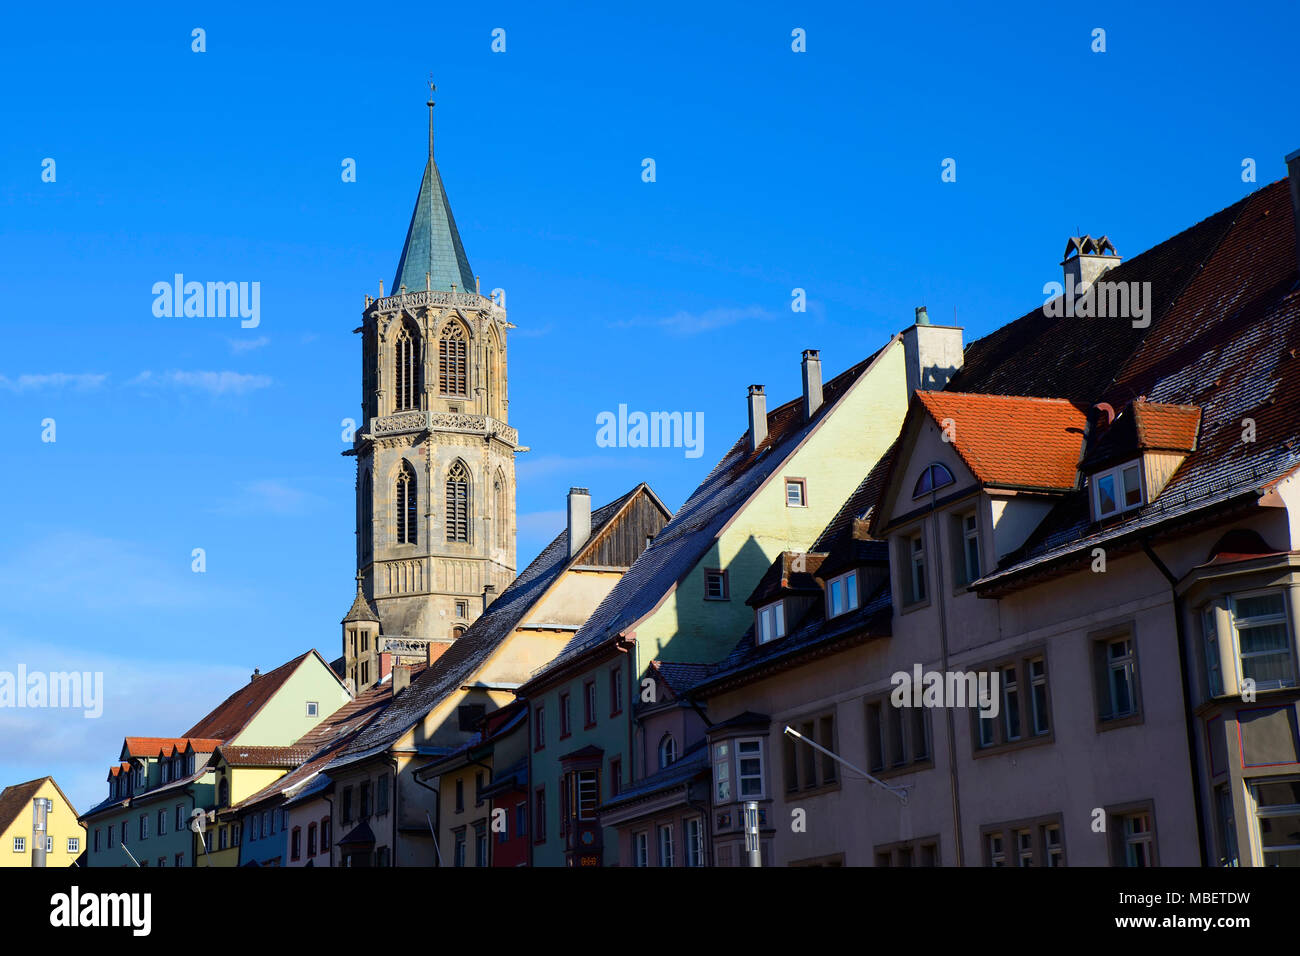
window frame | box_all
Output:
[783,711,839,796]
[866,696,933,777]
[1091,460,1144,520]
[972,649,1053,756]
[1091,624,1143,730]
[981,813,1066,867]
[756,600,786,644]
[703,568,729,602]
[784,477,807,508]
[1106,801,1158,867]
[827,570,860,618]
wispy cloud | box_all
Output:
[0,373,108,392]
[613,306,774,336]
[228,335,270,354]
[210,479,325,516]
[130,370,272,394]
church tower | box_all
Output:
[343,85,518,691]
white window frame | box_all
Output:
[712,741,732,804]
[908,533,927,604]
[13,837,25,853]
[67,836,80,854]
[785,478,806,508]
[961,512,980,583]
[1015,828,1033,867]
[1121,812,1154,866]
[737,737,766,799]
[306,701,319,717]
[685,817,704,867]
[658,734,678,770]
[1029,657,1050,735]
[1092,461,1143,519]
[1249,777,1300,867]
[986,832,1005,867]
[828,571,859,618]
[1229,589,1295,691]
[657,823,675,867]
[634,831,649,867]
[1042,824,1063,866]
[756,601,786,644]
[1104,636,1137,718]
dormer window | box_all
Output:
[913,463,955,499]
[827,571,859,618]
[1093,461,1143,519]
[757,601,786,644]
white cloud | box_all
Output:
[130,370,272,394]
[0,373,107,391]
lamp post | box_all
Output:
[31,798,52,867]
[744,801,762,867]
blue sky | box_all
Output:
[1,0,1295,814]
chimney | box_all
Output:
[747,385,767,452]
[1286,149,1300,273]
[483,583,497,613]
[568,487,592,558]
[801,350,823,421]
[249,668,261,682]
[393,662,411,696]
[902,307,964,397]
[427,639,453,667]
[378,651,392,684]
[1061,235,1120,294]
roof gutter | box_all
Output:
[1139,538,1209,867]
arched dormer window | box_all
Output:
[494,470,507,551]
[396,461,418,545]
[394,320,420,411]
[658,733,678,769]
[912,463,956,499]
[446,460,470,542]
[439,321,468,396]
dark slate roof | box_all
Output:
[977,179,1300,592]
[600,743,708,812]
[745,552,826,607]
[214,745,316,769]
[326,485,656,766]
[183,650,322,741]
[539,345,892,678]
[391,143,476,294]
[652,661,713,694]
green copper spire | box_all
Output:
[391,81,476,295]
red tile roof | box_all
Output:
[914,392,1089,491]
[121,736,224,759]
[1131,401,1201,453]
[183,650,330,741]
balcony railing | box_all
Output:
[366,411,517,446]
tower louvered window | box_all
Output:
[396,461,417,545]
[446,461,470,542]
[360,470,373,560]
[395,322,419,411]
[494,472,507,550]
[439,322,468,395]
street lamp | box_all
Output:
[31,798,52,868]
[782,725,909,804]
[744,801,761,868]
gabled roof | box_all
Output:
[912,392,1089,493]
[121,737,223,761]
[183,650,341,742]
[327,484,666,767]
[536,343,896,681]
[1081,399,1201,470]
[391,135,476,294]
[342,578,380,625]
[745,552,826,607]
[599,743,708,814]
[0,777,78,831]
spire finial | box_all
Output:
[426,74,436,159]
[355,569,364,591]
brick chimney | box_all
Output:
[1286,149,1300,273]
[901,306,964,397]
[1061,235,1120,294]
[568,487,592,558]
[747,385,767,452]
[427,639,453,667]
[801,350,823,421]
[378,651,392,684]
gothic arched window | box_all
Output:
[486,328,501,418]
[439,322,468,396]
[494,470,507,551]
[394,320,420,411]
[360,470,373,561]
[396,461,417,545]
[446,460,470,542]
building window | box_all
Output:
[634,831,649,867]
[983,816,1065,866]
[784,713,838,794]
[704,568,729,601]
[610,666,623,716]
[395,460,418,545]
[912,463,955,498]
[306,701,319,717]
[175,852,184,867]
[456,600,468,618]
[534,705,546,750]
[139,814,148,840]
[231,822,241,846]
[657,824,675,867]
[1251,778,1300,867]
[576,770,599,822]
[515,802,527,841]
[1231,590,1294,690]
[361,660,369,685]
[445,459,472,543]
[875,837,940,866]
[12,837,24,853]
[158,809,167,836]
[475,821,488,867]
[828,571,859,618]
[975,652,1051,751]
[176,805,184,831]
[785,478,806,507]
[900,531,927,605]
[953,511,980,585]
[321,818,331,853]
[609,757,621,797]
[394,320,420,411]
[453,829,467,867]
[658,733,678,769]
[1094,631,1140,723]
[866,698,931,773]
[455,779,464,814]
[308,823,318,857]
[534,788,546,843]
[438,321,468,395]
[584,680,597,728]
[1092,461,1143,519]
[377,775,390,815]
[157,857,166,867]
[1109,806,1156,866]
[756,600,785,644]
[1215,784,1238,867]
[685,817,704,867]
[737,738,765,798]
[218,826,227,851]
[559,693,572,737]
[1042,823,1064,866]
[713,741,732,803]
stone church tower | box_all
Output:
[342,92,518,692]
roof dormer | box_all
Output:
[1082,399,1200,521]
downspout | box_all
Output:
[1140,538,1209,866]
[411,769,442,867]
[466,747,494,868]
[387,754,401,867]
[323,794,334,867]
[928,491,965,866]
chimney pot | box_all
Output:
[902,310,964,396]
[747,385,768,452]
[915,306,930,325]
[1061,234,1120,294]
[801,350,823,421]
[567,487,592,559]
[250,668,261,682]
